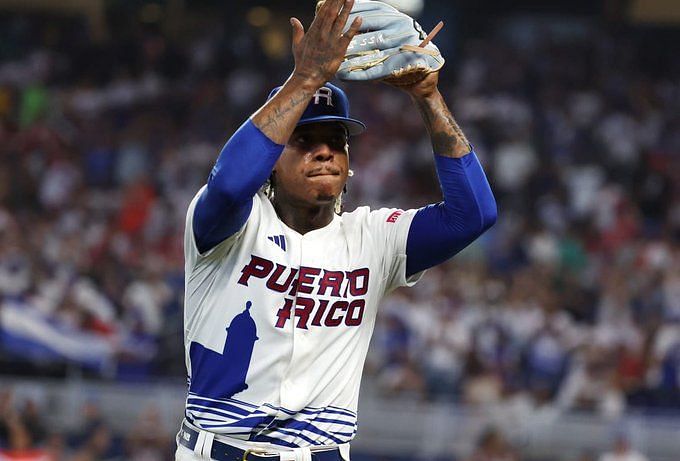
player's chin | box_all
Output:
[307,176,343,199]
[313,191,338,204]
[309,188,341,205]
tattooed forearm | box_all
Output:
[251,75,319,145]
[413,90,471,158]
[255,90,314,133]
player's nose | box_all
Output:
[311,142,334,162]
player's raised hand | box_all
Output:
[290,0,362,87]
[394,70,440,99]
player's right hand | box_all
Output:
[289,0,362,87]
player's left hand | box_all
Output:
[385,69,439,99]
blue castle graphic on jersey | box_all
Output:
[189,301,259,399]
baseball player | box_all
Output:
[176,1,496,460]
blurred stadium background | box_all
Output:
[0,0,678,460]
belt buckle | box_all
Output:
[243,448,278,461]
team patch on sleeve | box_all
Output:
[386,210,404,223]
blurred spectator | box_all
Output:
[70,424,118,461]
[0,414,50,460]
[556,346,625,419]
[0,390,50,461]
[69,402,121,461]
[70,402,105,448]
[124,406,172,461]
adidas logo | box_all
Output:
[267,234,286,251]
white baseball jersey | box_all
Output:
[182,188,422,449]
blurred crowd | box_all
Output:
[0,386,651,461]
[462,427,649,461]
[0,388,173,460]
[365,31,680,417]
[0,0,678,433]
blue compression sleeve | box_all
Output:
[405,152,497,277]
[193,119,284,253]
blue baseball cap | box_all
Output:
[266,82,366,136]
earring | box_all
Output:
[265,173,275,201]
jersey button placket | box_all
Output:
[279,231,302,410]
[285,232,315,410]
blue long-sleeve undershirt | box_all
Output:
[405,152,497,277]
[193,119,497,271]
[193,119,284,253]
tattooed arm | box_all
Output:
[391,72,497,276]
[396,72,471,158]
[192,0,361,253]
[412,88,471,158]
[252,0,361,143]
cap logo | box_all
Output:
[313,87,334,107]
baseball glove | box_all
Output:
[318,0,445,86]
